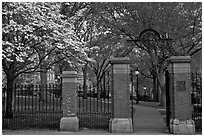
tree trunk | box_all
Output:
[40,71,47,85]
[82,63,87,99]
[5,77,14,118]
[152,73,158,102]
[39,64,47,102]
[158,73,166,107]
[159,86,166,107]
[96,76,101,99]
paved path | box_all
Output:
[133,103,168,134]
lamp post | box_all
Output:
[130,69,134,127]
[135,68,140,104]
[57,75,60,84]
[144,86,147,101]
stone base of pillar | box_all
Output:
[109,118,133,133]
[169,119,195,134]
[60,116,79,132]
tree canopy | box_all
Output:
[2,2,202,85]
[2,2,202,117]
[2,2,89,80]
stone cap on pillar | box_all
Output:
[61,71,78,78]
[109,57,130,64]
[167,56,191,63]
[167,56,191,73]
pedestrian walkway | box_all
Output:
[2,102,168,135]
[133,102,168,134]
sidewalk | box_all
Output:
[2,102,168,135]
[133,102,168,134]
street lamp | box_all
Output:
[144,86,147,101]
[135,68,140,104]
[144,86,147,90]
[55,75,61,84]
[130,69,134,127]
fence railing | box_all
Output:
[2,84,62,129]
[77,70,112,129]
[191,72,202,132]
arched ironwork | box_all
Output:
[127,28,172,51]
[138,29,161,48]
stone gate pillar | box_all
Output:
[167,56,195,134]
[109,57,133,133]
[60,71,79,132]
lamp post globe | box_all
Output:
[135,68,140,76]
[135,68,140,104]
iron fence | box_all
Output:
[77,70,112,129]
[2,84,62,129]
[191,72,202,132]
[165,70,171,129]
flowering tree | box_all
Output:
[2,2,88,118]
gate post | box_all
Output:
[167,56,195,134]
[109,57,133,133]
[60,71,79,132]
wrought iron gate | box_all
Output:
[165,70,171,130]
[130,69,135,129]
[77,70,112,129]
[191,72,202,132]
